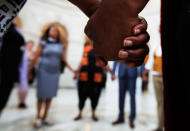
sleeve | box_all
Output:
[111,61,119,75]
[0,0,27,37]
[138,63,145,76]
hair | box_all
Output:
[41,25,60,43]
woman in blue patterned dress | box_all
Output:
[29,25,75,128]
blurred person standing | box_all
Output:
[0,23,25,116]
[102,64,111,89]
[111,62,144,128]
[29,25,75,128]
[17,40,36,109]
[17,44,29,109]
[141,55,149,93]
[145,43,163,131]
[26,40,36,86]
[74,37,105,121]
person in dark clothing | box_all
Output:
[0,23,25,116]
[160,1,190,131]
[140,61,149,93]
[26,40,36,86]
[117,1,190,130]
[111,62,145,128]
[74,38,105,121]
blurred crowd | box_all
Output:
[0,20,163,131]
[1,0,190,131]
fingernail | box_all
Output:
[135,29,141,34]
[118,51,128,58]
[124,40,133,46]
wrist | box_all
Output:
[70,68,74,73]
[69,0,101,17]
[86,1,100,17]
[111,73,115,75]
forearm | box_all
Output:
[29,56,38,70]
[77,62,82,72]
[65,61,74,72]
[108,0,149,16]
[104,65,111,72]
[29,46,42,70]
[128,0,149,14]
[111,62,118,75]
[68,0,101,17]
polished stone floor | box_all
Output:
[0,77,158,131]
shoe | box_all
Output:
[74,116,82,121]
[92,116,99,121]
[153,128,163,131]
[33,119,42,128]
[112,119,125,125]
[18,103,27,109]
[42,119,53,126]
[129,120,135,128]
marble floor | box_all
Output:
[0,77,158,131]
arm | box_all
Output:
[76,61,83,72]
[104,64,111,72]
[138,63,145,76]
[111,62,119,75]
[128,0,150,15]
[69,0,150,67]
[62,48,74,73]
[110,62,119,81]
[28,45,43,71]
[73,60,83,80]
[69,0,149,18]
[68,0,102,17]
[84,0,150,62]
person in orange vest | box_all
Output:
[73,37,107,121]
[145,43,163,131]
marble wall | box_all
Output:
[17,0,161,88]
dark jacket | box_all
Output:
[161,0,190,130]
[0,24,25,82]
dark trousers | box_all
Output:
[118,77,136,121]
[78,86,101,110]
